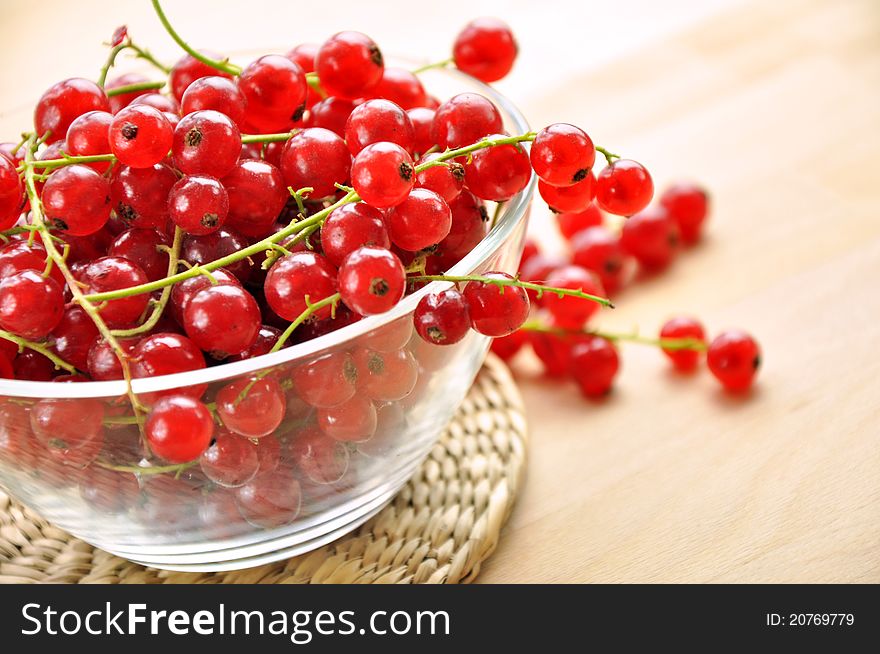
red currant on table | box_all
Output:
[239,54,308,132]
[620,206,681,270]
[490,329,528,361]
[660,182,710,245]
[315,31,384,101]
[595,159,654,216]
[556,203,603,241]
[453,17,518,83]
[320,203,390,267]
[660,316,706,372]
[344,98,415,155]
[466,135,532,202]
[432,93,503,149]
[183,284,261,359]
[529,331,588,377]
[571,226,627,295]
[109,104,174,169]
[542,265,606,329]
[221,159,288,238]
[463,272,530,337]
[216,376,286,438]
[168,175,229,235]
[538,172,596,214]
[280,127,351,199]
[351,141,415,209]
[338,246,405,316]
[146,395,214,463]
[569,336,620,397]
[172,109,241,178]
[707,329,761,392]
[200,431,260,488]
[0,271,64,339]
[530,123,595,187]
[264,251,338,321]
[414,288,471,345]
[34,78,110,143]
[181,75,248,128]
[66,110,113,173]
[386,188,451,251]
[168,51,233,102]
[41,164,112,236]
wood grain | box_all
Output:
[1,0,877,582]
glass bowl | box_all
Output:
[0,64,533,571]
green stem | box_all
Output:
[241,132,297,144]
[97,40,170,87]
[129,44,171,74]
[520,321,707,351]
[412,58,453,75]
[0,330,78,374]
[418,133,537,171]
[106,80,165,97]
[270,292,342,354]
[151,0,242,76]
[595,146,620,167]
[23,153,117,171]
[408,274,615,308]
[305,72,326,98]
[111,227,183,338]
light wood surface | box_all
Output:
[1,0,878,583]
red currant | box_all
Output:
[320,203,390,267]
[169,267,239,325]
[620,206,681,270]
[570,226,627,295]
[169,51,233,101]
[172,110,241,178]
[109,104,174,168]
[13,350,56,381]
[235,464,302,527]
[228,324,281,361]
[289,426,349,484]
[131,93,179,114]
[146,395,214,463]
[353,347,418,401]
[34,78,110,143]
[216,376,286,438]
[183,284,261,359]
[453,18,518,83]
[181,75,247,128]
[239,55,308,132]
[556,203,603,241]
[538,172,596,214]
[351,141,415,208]
[86,337,138,381]
[466,135,532,201]
[660,316,706,372]
[200,431,260,488]
[436,189,488,263]
[0,271,64,339]
[338,246,405,316]
[221,159,288,238]
[50,305,100,371]
[264,251,338,321]
[416,154,465,203]
[83,256,151,328]
[306,97,355,137]
[106,72,153,113]
[286,43,318,72]
[530,123,595,187]
[386,188,451,251]
[110,163,177,229]
[315,31,384,100]
[41,164,112,236]
[595,159,653,216]
[130,333,207,403]
[569,336,620,397]
[345,99,414,155]
[0,155,23,230]
[180,228,252,283]
[292,351,357,408]
[432,93,502,149]
[490,329,528,361]
[660,182,709,245]
[30,398,105,452]
[108,227,170,282]
[280,127,351,199]
[168,175,229,235]
[318,394,377,442]
[374,67,427,110]
[707,329,761,392]
[407,107,436,155]
[543,265,606,328]
[0,240,63,287]
[414,288,471,345]
[66,110,113,173]
[463,272,529,337]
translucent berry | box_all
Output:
[466,135,532,202]
[414,288,471,345]
[172,109,241,178]
[41,164,112,236]
[0,271,64,339]
[183,284,261,359]
[146,395,214,463]
[530,123,595,187]
[707,330,761,392]
[463,272,529,337]
[66,110,114,173]
[570,226,627,295]
[315,31,384,100]
[351,141,414,208]
[216,376,286,438]
[109,104,174,168]
[453,18,518,83]
[239,55,308,132]
[168,175,229,235]
[543,265,606,328]
[660,316,706,372]
[82,256,150,327]
[338,246,405,316]
[279,128,351,198]
[320,203,390,267]
[169,51,233,102]
[556,203,603,241]
[34,78,110,143]
[374,67,427,110]
[620,206,681,270]
[110,163,177,229]
[264,251,338,321]
[181,75,248,128]
[432,93,502,149]
[200,432,260,488]
[538,173,596,214]
[386,188,451,251]
[344,98,414,155]
[222,159,288,238]
[595,159,653,216]
[569,336,620,397]
[660,182,710,245]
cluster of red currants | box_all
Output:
[486,184,761,395]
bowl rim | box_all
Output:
[0,67,534,400]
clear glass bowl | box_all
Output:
[0,65,533,571]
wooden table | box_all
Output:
[1,0,877,583]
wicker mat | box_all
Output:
[0,354,527,584]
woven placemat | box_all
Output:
[0,354,526,584]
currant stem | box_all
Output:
[408,274,615,308]
[411,58,454,75]
[105,80,165,97]
[0,330,78,374]
[416,133,538,172]
[270,292,342,354]
[519,321,707,351]
[595,146,620,167]
[241,132,297,144]
[22,153,117,172]
[97,40,170,87]
[110,227,183,338]
[151,0,242,76]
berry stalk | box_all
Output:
[270,292,342,354]
[105,80,165,97]
[151,0,242,76]
[0,330,78,374]
[409,274,614,308]
[520,320,707,351]
[98,38,169,87]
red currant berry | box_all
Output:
[0,271,64,339]
[131,93,180,114]
[351,141,414,208]
[0,239,63,287]
[289,426,349,484]
[169,267,240,326]
[228,325,281,361]
[183,284,261,358]
[34,78,110,143]
[172,110,241,178]
[66,110,113,173]
[30,398,105,452]
[432,93,503,149]
[254,434,282,474]
[239,55,308,132]
[200,431,259,488]
[530,123,595,187]
[707,329,761,392]
[436,189,488,262]
[264,251,338,321]
[407,107,436,155]
[595,159,653,216]
[570,226,627,295]
[0,156,23,230]
[50,305,100,371]
[345,99,414,155]
[82,256,150,327]
[180,228,252,283]
[556,202,603,241]
[353,347,418,402]
[106,73,153,113]
[146,395,214,463]
[538,172,596,214]
[414,288,471,345]
[292,351,357,408]
[109,104,174,168]
[466,135,532,201]
[374,67,427,110]
[620,206,681,270]
[543,265,606,328]
[306,97,355,137]
[660,182,709,245]
[108,227,170,282]
[41,164,112,236]
[359,315,412,353]
[280,127,351,198]
[221,159,287,238]
[286,43,318,72]
[528,331,586,377]
[169,52,233,102]
[318,394,377,442]
[216,376,286,438]
[130,333,207,402]
[316,31,384,100]
[320,203,390,267]
[86,337,138,381]
[13,350,56,381]
[386,188,451,251]
[569,336,620,397]
[490,329,528,361]
[110,163,177,229]
[181,75,247,128]
[416,154,465,203]
[235,465,302,527]
[518,239,539,269]
[168,175,229,235]
[660,316,706,372]
[338,246,405,316]
[453,18,518,83]
[463,272,530,337]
